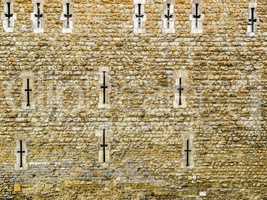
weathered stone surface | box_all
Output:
[0,0,266,199]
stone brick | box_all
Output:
[0,0,266,199]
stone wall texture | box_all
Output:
[0,0,267,199]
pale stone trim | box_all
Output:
[20,72,35,110]
[31,0,44,33]
[60,0,74,33]
[189,0,204,34]
[181,134,194,169]
[98,67,110,109]
[15,139,28,170]
[133,0,146,34]
[97,125,111,165]
[162,0,175,34]
[173,70,187,108]
[247,2,258,37]
[2,0,16,32]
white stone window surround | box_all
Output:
[97,126,111,164]
[162,0,175,33]
[98,67,111,109]
[31,0,44,33]
[21,72,35,110]
[189,0,204,34]
[247,1,258,37]
[2,0,16,32]
[60,0,74,33]
[15,139,28,170]
[174,70,187,108]
[182,134,194,169]
[133,0,146,34]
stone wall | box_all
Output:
[0,0,266,199]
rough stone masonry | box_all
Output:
[0,0,266,199]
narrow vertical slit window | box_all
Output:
[25,78,32,107]
[184,138,192,167]
[21,74,34,109]
[162,0,175,33]
[247,2,258,36]
[99,68,110,109]
[15,140,27,170]
[190,0,203,34]
[61,0,73,33]
[133,0,146,34]
[31,0,44,33]
[2,0,16,32]
[174,71,187,108]
[99,128,110,163]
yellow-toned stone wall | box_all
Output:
[0,0,266,199]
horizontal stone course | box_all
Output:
[0,0,266,199]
